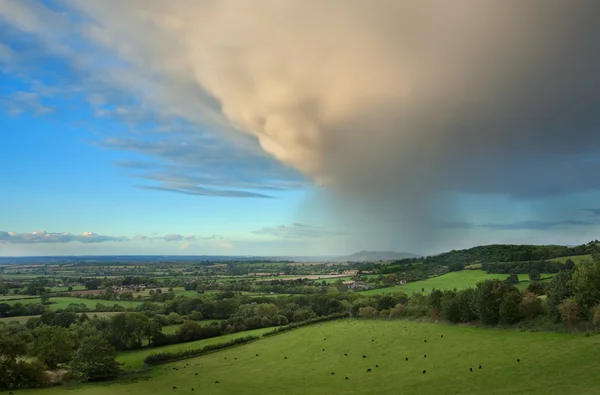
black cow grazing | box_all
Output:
[517,359,520,363]
[331,372,335,375]
[215,381,220,384]
[234,358,237,360]
[375,364,379,368]
[372,339,374,342]
[324,338,326,340]
[173,386,177,389]
[424,355,427,358]
[470,368,473,372]
[195,373,198,376]
[344,353,348,356]
[366,368,371,372]
[256,354,259,356]
[405,357,409,361]
[441,335,443,338]
[424,340,427,343]
[224,357,227,359]
[345,377,349,380]
[191,389,194,391]
[362,355,367,359]
[284,357,288,359]
[323,349,325,351]
[422,370,426,374]
[479,365,482,369]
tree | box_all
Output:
[84,279,102,290]
[526,281,546,296]
[426,289,444,319]
[565,259,576,270]
[475,280,514,325]
[499,291,523,324]
[528,269,541,283]
[505,273,519,285]
[377,295,397,311]
[547,270,574,322]
[591,304,600,331]
[571,262,600,310]
[440,291,461,323]
[558,298,582,329]
[67,286,73,292]
[519,292,545,320]
[31,325,74,369]
[71,335,119,381]
[358,306,378,319]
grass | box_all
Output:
[20,319,600,395]
[49,285,86,292]
[116,327,273,368]
[361,270,555,295]
[550,255,591,264]
[2,296,147,311]
[0,315,39,324]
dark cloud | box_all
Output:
[4,1,600,252]
[480,220,599,231]
[252,223,345,239]
[583,209,600,217]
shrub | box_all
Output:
[358,307,378,319]
[558,298,582,329]
[144,336,259,365]
[519,292,545,320]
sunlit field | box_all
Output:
[21,319,600,395]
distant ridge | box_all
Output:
[335,250,419,262]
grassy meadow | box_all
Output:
[2,296,146,310]
[19,319,600,395]
[549,254,591,264]
[361,270,555,296]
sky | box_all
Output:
[2,0,600,257]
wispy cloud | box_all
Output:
[1,91,54,116]
[0,231,217,244]
[252,223,345,239]
[138,185,274,199]
[0,230,124,244]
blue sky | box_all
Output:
[2,1,600,256]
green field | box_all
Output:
[3,296,146,311]
[20,319,600,395]
[117,327,273,368]
[49,285,86,292]
[361,270,554,296]
[550,255,591,264]
[0,315,39,324]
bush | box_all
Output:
[558,298,582,329]
[358,307,378,319]
[144,336,259,365]
[262,314,349,337]
[519,292,545,320]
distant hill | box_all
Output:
[335,250,419,262]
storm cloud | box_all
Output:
[3,1,600,250]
